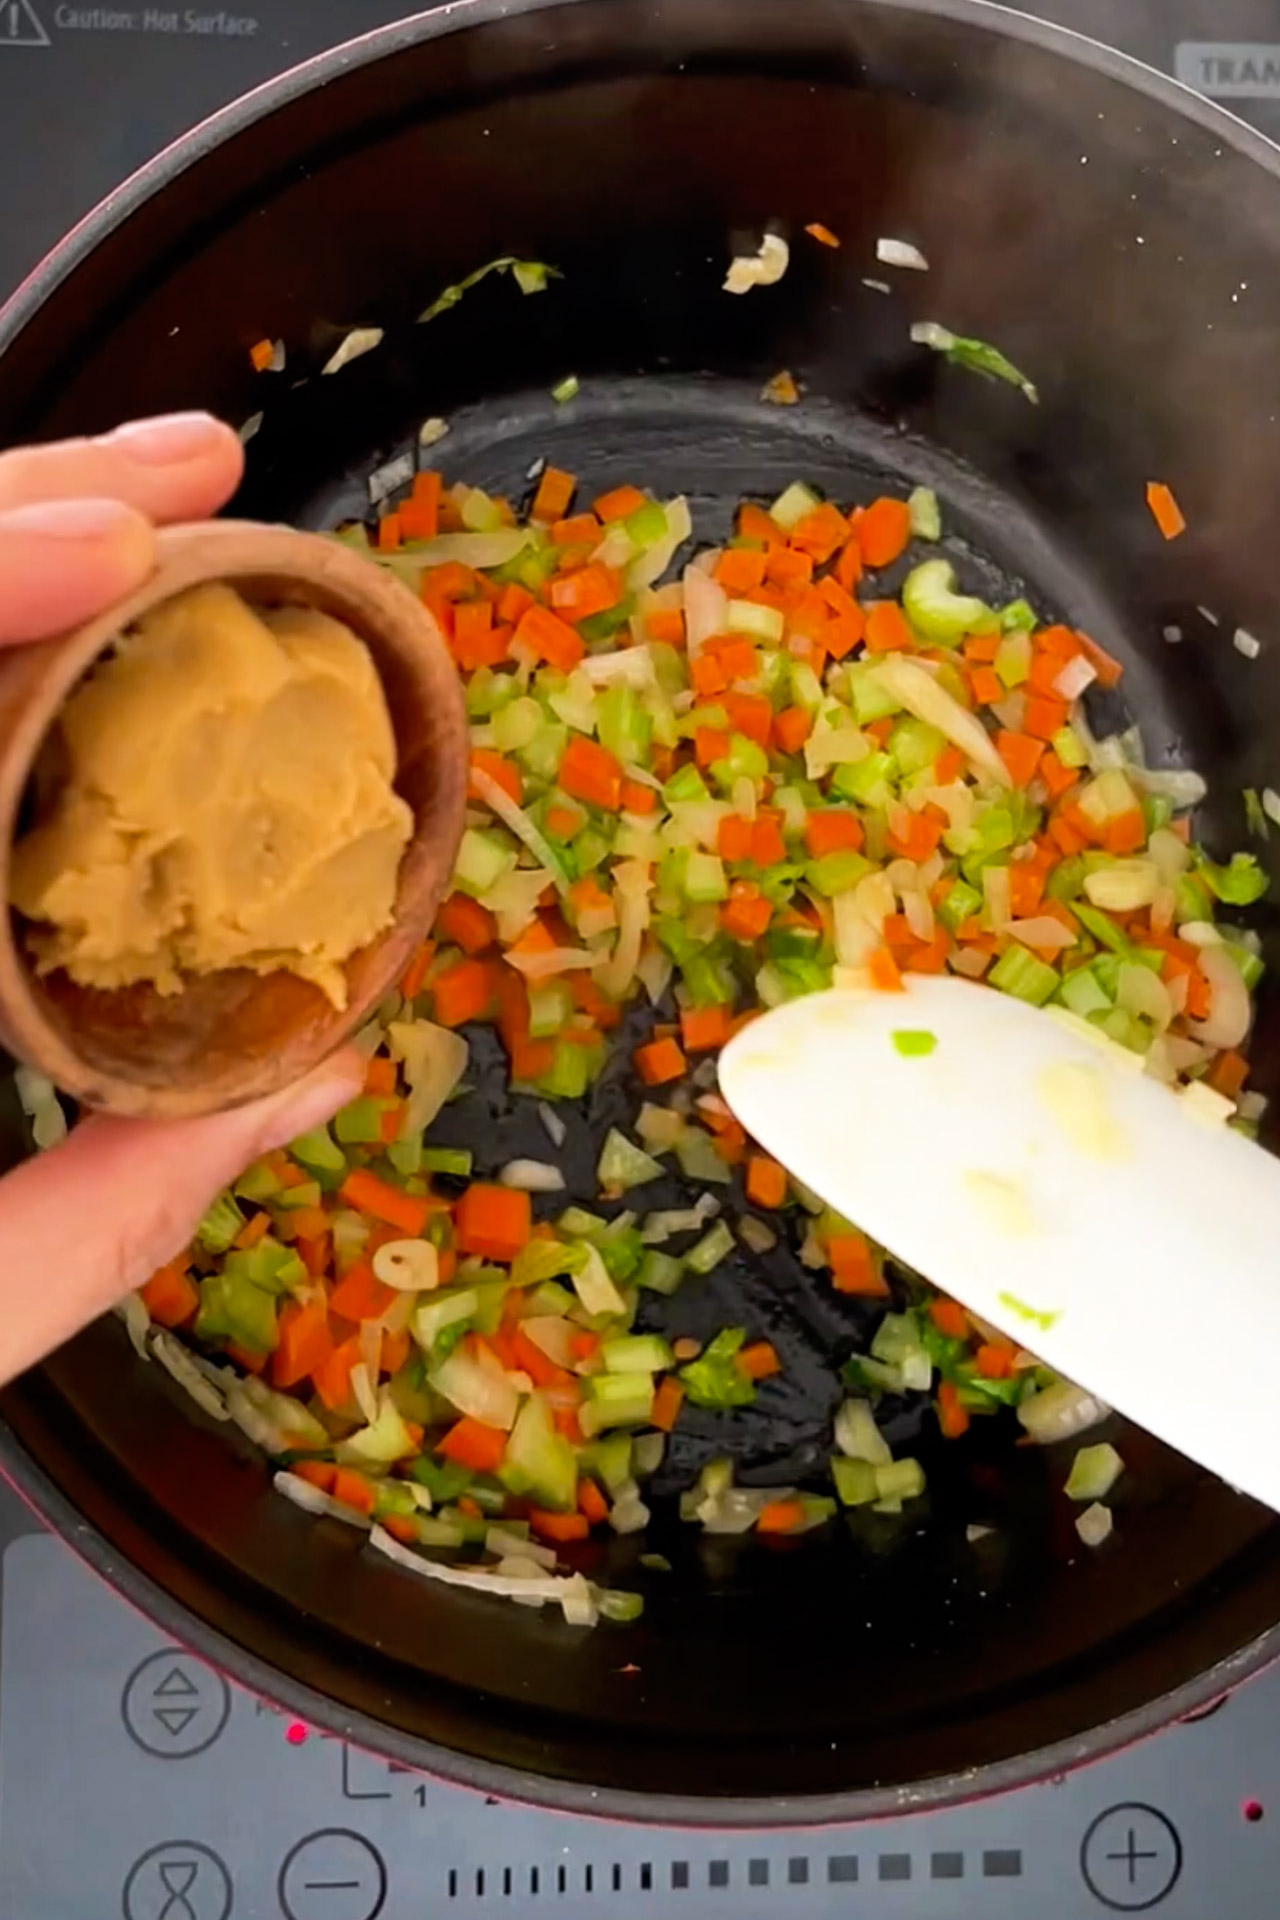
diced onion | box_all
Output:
[370,1524,599,1625]
[1076,1503,1114,1548]
[275,1471,371,1529]
[1188,942,1251,1049]
[348,1360,379,1426]
[1017,1380,1109,1443]
[723,232,789,293]
[738,1216,778,1254]
[1116,961,1173,1029]
[876,236,929,270]
[1054,655,1097,700]
[1008,916,1075,952]
[872,654,1011,786]
[322,327,383,375]
[418,416,449,447]
[1234,627,1262,659]
[683,563,728,657]
[499,1159,566,1192]
[151,1331,231,1422]
[386,1020,468,1135]
[118,1293,152,1361]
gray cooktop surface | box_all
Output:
[3,5,1280,1915]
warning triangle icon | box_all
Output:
[153,1705,200,1738]
[0,0,49,45]
[153,1667,200,1699]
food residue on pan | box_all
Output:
[9,584,411,1007]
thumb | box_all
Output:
[0,1046,364,1384]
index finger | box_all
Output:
[0,413,244,526]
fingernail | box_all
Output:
[0,496,142,539]
[107,412,226,467]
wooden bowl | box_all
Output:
[0,520,468,1119]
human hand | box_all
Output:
[0,414,364,1384]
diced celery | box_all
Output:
[1143,793,1173,835]
[663,763,710,806]
[536,1042,596,1100]
[1051,723,1087,769]
[1227,941,1266,991]
[902,559,996,646]
[557,1207,608,1241]
[907,486,941,540]
[580,1432,633,1495]
[454,825,517,897]
[601,1334,675,1374]
[727,599,784,643]
[410,1456,473,1502]
[334,1097,390,1145]
[770,481,821,530]
[584,1372,656,1430]
[529,1280,576,1316]
[412,1286,479,1353]
[790,661,825,714]
[637,1251,685,1295]
[196,1191,245,1256]
[674,1126,734,1185]
[598,684,653,764]
[684,851,729,903]
[624,498,668,546]
[806,850,871,897]
[598,1588,645,1622]
[518,717,570,782]
[1065,1441,1123,1502]
[679,1328,755,1409]
[341,1394,417,1467]
[505,1390,577,1509]
[290,1122,346,1179]
[278,1180,322,1211]
[995,629,1032,688]
[832,1455,879,1506]
[459,485,504,531]
[831,750,896,805]
[989,944,1059,1005]
[597,1128,664,1193]
[889,717,946,775]
[685,1219,735,1275]
[492,694,543,753]
[874,1458,926,1502]
[938,878,983,932]
[680,949,736,1008]
[528,980,575,1038]
[848,665,904,725]
[710,735,770,788]
[1047,855,1085,903]
[999,597,1037,632]
[235,1160,284,1204]
[196,1269,277,1353]
[1059,965,1112,1018]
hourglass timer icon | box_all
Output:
[122,1841,233,1920]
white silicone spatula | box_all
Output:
[718,975,1280,1513]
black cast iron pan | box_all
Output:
[1,0,1280,1825]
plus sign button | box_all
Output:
[1081,1804,1183,1910]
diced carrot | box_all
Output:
[577,1477,611,1523]
[513,603,585,672]
[558,734,624,810]
[363,1056,397,1098]
[399,939,436,1001]
[646,608,686,646]
[975,1341,1015,1380]
[867,946,904,993]
[1104,808,1147,855]
[1008,864,1046,918]
[454,1183,531,1262]
[437,1416,507,1475]
[531,465,576,523]
[936,1379,970,1439]
[929,1298,970,1340]
[249,336,275,371]
[828,1231,889,1295]
[773,705,813,754]
[857,496,912,568]
[756,1499,806,1535]
[1208,1049,1249,1099]
[235,1211,272,1251]
[714,546,768,593]
[963,633,1001,663]
[1075,629,1125,690]
[1186,967,1213,1020]
[724,691,773,748]
[338,1171,431,1238]
[331,1468,376,1516]
[550,562,621,620]
[529,1508,590,1543]
[690,652,727,697]
[835,536,863,591]
[376,513,403,553]
[382,1328,412,1377]
[864,601,913,653]
[593,483,647,523]
[680,1004,734,1052]
[1039,749,1078,800]
[694,726,730,769]
[790,501,850,565]
[887,808,942,862]
[545,804,583,840]
[901,928,951,975]
[292,1459,338,1493]
[708,633,761,682]
[745,1154,788,1209]
[805,810,863,858]
[272,1299,335,1390]
[400,470,441,541]
[569,1330,600,1363]
[738,502,784,547]
[736,1340,782,1382]
[431,957,499,1029]
[436,892,498,956]
[468,747,523,807]
[313,1336,361,1412]
[635,1036,687,1086]
[569,974,622,1029]
[969,665,1004,707]
[935,744,966,784]
[1146,480,1186,541]
[1022,693,1068,742]
[512,1326,575,1391]
[765,546,813,589]
[721,882,772,942]
[805,221,840,247]
[329,1260,397,1325]
[996,730,1045,787]
[140,1262,199,1329]
[621,777,658,814]
[750,813,787,866]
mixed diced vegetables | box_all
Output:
[126,459,1270,1615]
